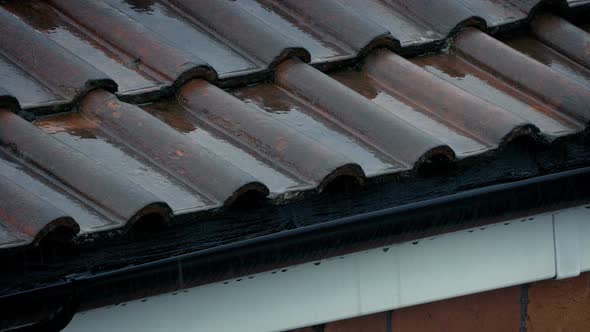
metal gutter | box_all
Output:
[2,166,590,330]
[64,204,590,332]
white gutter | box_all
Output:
[65,204,590,332]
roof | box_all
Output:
[0,0,588,252]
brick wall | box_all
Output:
[287,272,590,332]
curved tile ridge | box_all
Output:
[167,0,311,67]
[507,0,588,13]
[275,58,455,168]
[80,89,269,206]
[0,174,79,248]
[455,28,590,124]
[387,0,486,35]
[179,80,365,192]
[47,0,217,88]
[278,0,399,55]
[363,49,540,148]
[0,109,172,229]
[455,0,526,28]
[531,13,590,69]
[0,7,116,102]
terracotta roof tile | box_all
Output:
[0,0,587,249]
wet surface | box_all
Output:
[2,1,161,94]
[331,70,488,156]
[0,0,581,111]
[337,0,440,46]
[236,0,351,62]
[36,114,214,213]
[0,55,63,107]
[0,7,589,330]
[143,100,305,196]
[531,14,590,70]
[382,0,478,35]
[504,35,590,88]
[231,83,401,176]
[81,90,268,206]
[0,0,586,262]
[277,59,453,168]
[107,0,258,76]
[455,28,590,124]
[180,79,364,191]
[457,0,525,26]
[412,51,583,137]
[0,150,112,232]
[0,107,170,237]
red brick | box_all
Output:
[392,286,521,332]
[527,273,590,332]
[324,312,388,332]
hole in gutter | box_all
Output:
[412,241,419,245]
[314,262,321,266]
[382,248,390,252]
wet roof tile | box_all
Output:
[0,6,117,105]
[0,0,588,249]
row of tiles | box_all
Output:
[0,14,589,249]
[0,0,587,109]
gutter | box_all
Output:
[64,204,590,332]
[2,166,590,330]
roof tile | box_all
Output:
[0,7,116,104]
[0,173,77,248]
[49,0,217,86]
[276,58,455,167]
[0,108,172,231]
[179,79,365,191]
[81,89,269,206]
[278,0,397,54]
[363,50,538,148]
[0,0,587,249]
[455,28,590,123]
[531,14,590,69]
[168,0,311,67]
